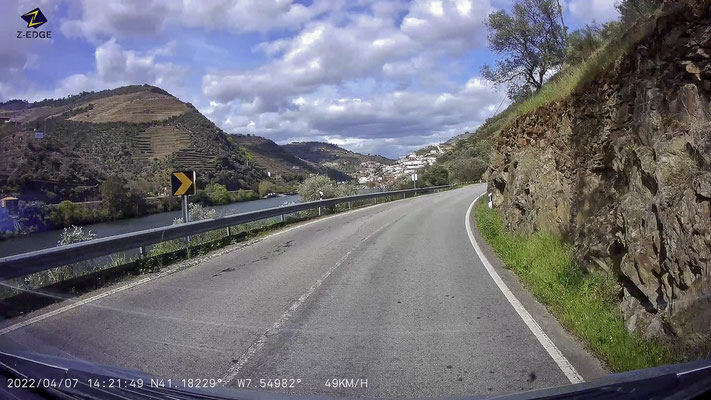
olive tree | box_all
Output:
[298,176,355,201]
[481,0,567,101]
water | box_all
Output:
[0,195,301,257]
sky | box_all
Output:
[1,0,621,158]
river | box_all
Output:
[0,195,301,257]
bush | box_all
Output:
[57,225,96,246]
[298,176,353,201]
[258,180,276,198]
[206,183,230,205]
[18,200,48,233]
[234,189,259,202]
[422,164,449,186]
[53,200,79,226]
[151,203,223,256]
[191,189,210,205]
[100,175,147,219]
[447,158,488,183]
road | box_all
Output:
[0,184,605,398]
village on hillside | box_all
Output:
[355,144,453,185]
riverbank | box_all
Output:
[0,189,270,239]
[0,194,300,257]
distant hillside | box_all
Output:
[282,141,394,176]
[229,135,351,182]
[444,131,474,145]
[0,85,264,202]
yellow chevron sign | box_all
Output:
[171,171,196,196]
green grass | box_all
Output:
[474,198,674,372]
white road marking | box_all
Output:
[465,192,584,384]
[220,220,395,385]
[0,194,425,336]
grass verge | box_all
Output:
[473,198,674,372]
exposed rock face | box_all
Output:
[487,2,711,351]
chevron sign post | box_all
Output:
[172,171,197,242]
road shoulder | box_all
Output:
[467,197,609,382]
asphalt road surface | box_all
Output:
[0,184,605,398]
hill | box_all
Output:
[229,135,352,182]
[0,85,264,202]
[282,141,394,177]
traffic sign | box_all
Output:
[171,171,196,196]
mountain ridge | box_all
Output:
[0,85,263,202]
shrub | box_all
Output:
[18,200,48,233]
[57,225,96,246]
[54,200,78,226]
[150,203,223,256]
[234,189,259,202]
[100,175,147,219]
[206,183,230,205]
[298,176,340,201]
[258,180,276,198]
[422,164,450,186]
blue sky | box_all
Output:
[1,0,621,158]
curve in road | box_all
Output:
[0,184,604,398]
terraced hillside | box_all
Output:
[0,85,264,202]
[282,141,394,177]
[230,135,352,182]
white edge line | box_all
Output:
[465,192,584,384]
[0,191,436,336]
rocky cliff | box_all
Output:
[487,2,711,352]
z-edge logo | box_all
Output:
[21,8,47,29]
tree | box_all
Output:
[206,183,230,204]
[565,24,604,65]
[100,175,146,219]
[298,176,344,201]
[565,21,624,65]
[422,165,450,186]
[616,0,662,27]
[482,0,567,101]
[54,200,79,226]
[447,158,488,183]
[258,180,276,198]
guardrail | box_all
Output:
[0,185,451,281]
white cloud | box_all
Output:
[61,0,340,41]
[13,39,187,102]
[400,0,493,52]
[566,0,619,24]
[5,0,529,157]
[202,0,495,107]
[202,15,415,106]
[211,77,508,158]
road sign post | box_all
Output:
[172,171,196,244]
[412,172,418,189]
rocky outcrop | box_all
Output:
[487,1,711,352]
